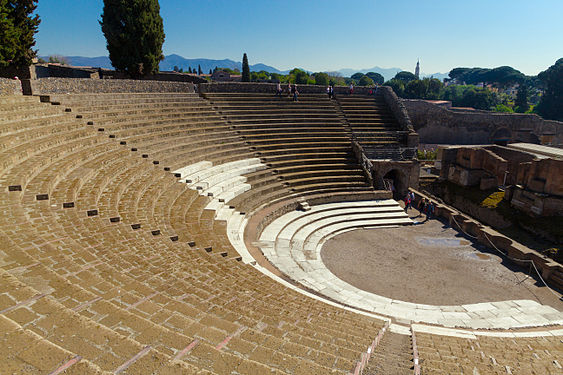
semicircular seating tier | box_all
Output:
[0,91,561,375]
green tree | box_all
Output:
[404,79,429,98]
[494,104,514,113]
[100,0,165,77]
[290,68,309,84]
[351,72,364,80]
[514,84,529,113]
[358,75,374,86]
[0,0,41,68]
[173,65,179,72]
[208,69,212,74]
[426,78,443,99]
[458,88,497,110]
[393,71,417,83]
[188,67,192,73]
[365,72,384,85]
[385,79,405,97]
[48,55,69,65]
[197,64,202,75]
[241,53,250,82]
[535,58,563,121]
[313,72,329,86]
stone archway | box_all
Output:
[382,169,406,199]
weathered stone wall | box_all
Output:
[516,158,563,196]
[29,78,195,94]
[0,78,23,95]
[101,70,206,84]
[380,87,415,134]
[34,64,99,79]
[404,99,563,146]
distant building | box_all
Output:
[415,59,420,79]
[211,70,241,82]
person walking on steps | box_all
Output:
[276,82,282,97]
[349,83,354,95]
[287,82,292,97]
[292,84,299,102]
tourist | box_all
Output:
[349,83,354,95]
[404,193,411,212]
[326,85,331,98]
[276,82,282,97]
[287,82,292,97]
[293,84,299,102]
[427,201,435,220]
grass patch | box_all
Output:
[480,191,505,208]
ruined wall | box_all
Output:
[30,78,195,94]
[0,78,22,95]
[404,99,563,146]
[516,158,563,196]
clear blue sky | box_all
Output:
[36,0,563,75]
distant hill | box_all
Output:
[40,54,448,81]
[44,54,285,74]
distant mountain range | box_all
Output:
[41,54,449,81]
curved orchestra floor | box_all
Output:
[321,210,563,310]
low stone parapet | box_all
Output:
[199,81,381,95]
[29,78,195,94]
[0,78,23,95]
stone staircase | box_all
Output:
[364,331,414,375]
[202,92,377,213]
[336,92,408,148]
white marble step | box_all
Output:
[173,161,212,178]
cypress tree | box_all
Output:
[198,64,202,75]
[514,84,529,113]
[0,0,40,68]
[242,53,250,82]
[209,69,212,75]
[100,0,165,77]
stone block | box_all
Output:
[479,176,497,190]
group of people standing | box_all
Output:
[276,83,299,101]
[275,82,362,101]
[404,192,435,221]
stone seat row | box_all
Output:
[0,94,386,373]
[415,332,563,375]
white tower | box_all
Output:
[415,59,420,79]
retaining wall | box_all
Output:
[0,78,23,95]
[29,78,195,94]
[404,99,563,146]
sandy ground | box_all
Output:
[321,208,563,310]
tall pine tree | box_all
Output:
[198,64,202,75]
[0,0,40,68]
[100,0,165,77]
[241,53,250,82]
